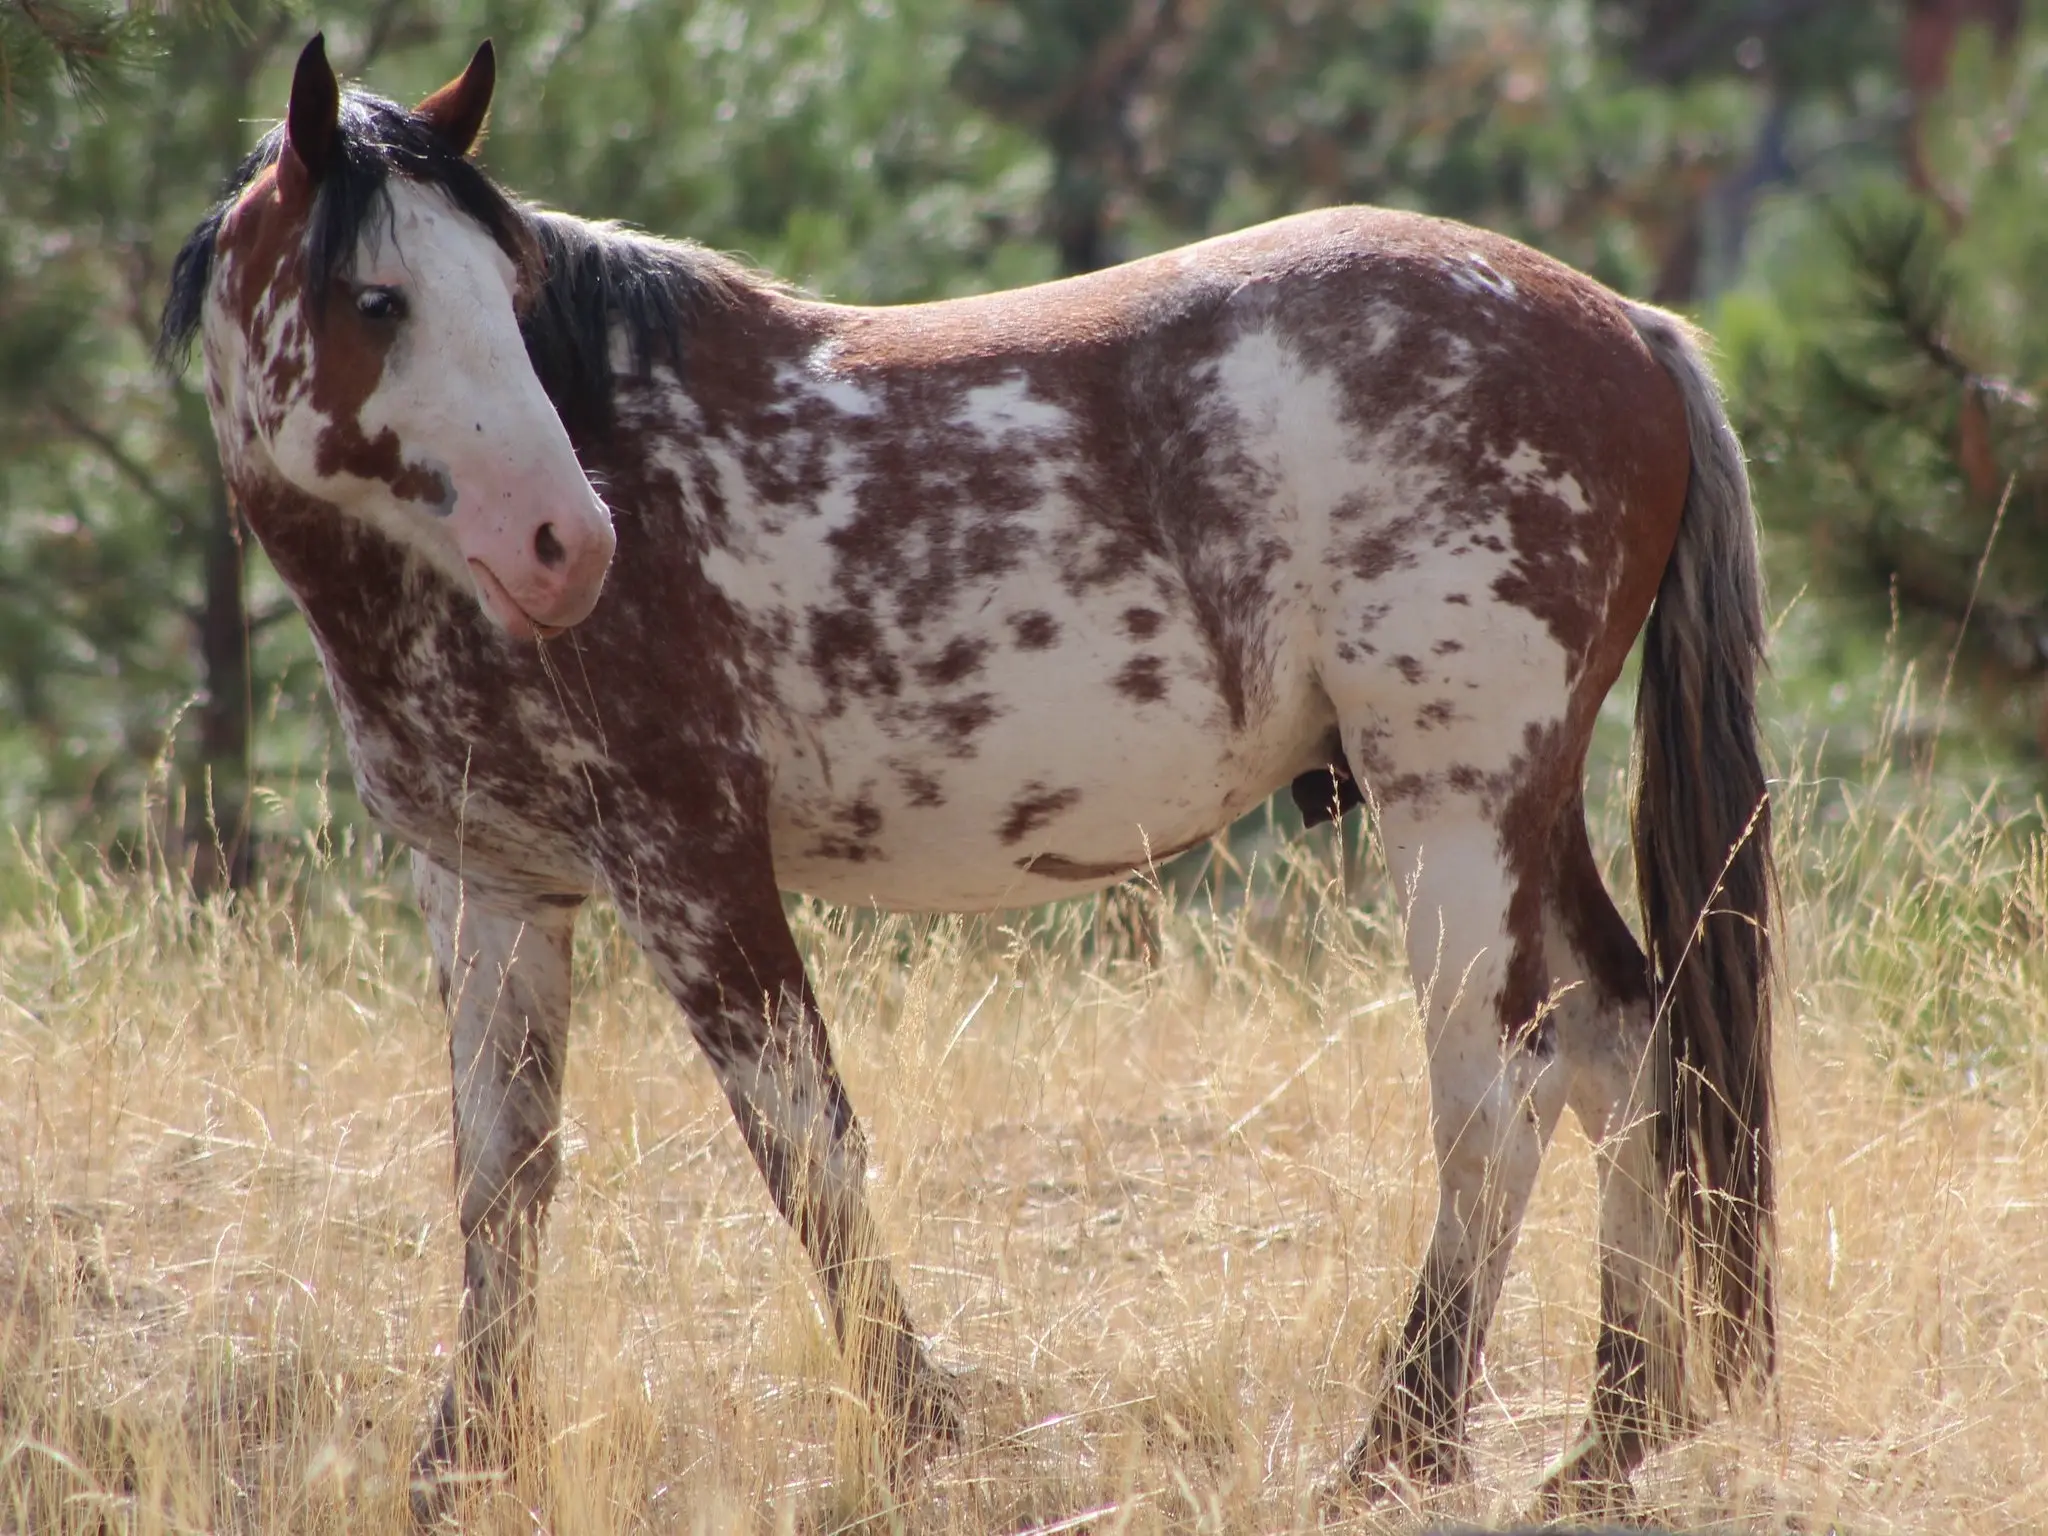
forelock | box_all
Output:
[158,89,538,371]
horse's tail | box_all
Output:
[1624,302,1776,1402]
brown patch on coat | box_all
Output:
[1114,654,1168,704]
[1010,610,1060,650]
[919,635,991,686]
[809,608,902,708]
[929,694,1000,755]
[1121,606,1164,639]
[811,795,884,863]
[807,257,1297,736]
[998,784,1081,845]
[899,768,946,808]
[1267,209,1689,672]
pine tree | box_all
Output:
[1722,8,2048,759]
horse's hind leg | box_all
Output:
[1536,811,1688,1513]
[1340,798,1571,1490]
[409,853,577,1516]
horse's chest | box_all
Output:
[317,638,596,891]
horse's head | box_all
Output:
[163,36,613,641]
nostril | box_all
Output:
[533,523,566,570]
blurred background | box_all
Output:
[2,0,2044,895]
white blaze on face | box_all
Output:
[263,181,615,640]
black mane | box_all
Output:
[518,211,743,439]
[158,88,748,441]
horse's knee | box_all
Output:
[458,1124,559,1240]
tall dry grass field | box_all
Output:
[3,739,2047,1533]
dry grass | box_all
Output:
[3,751,2047,1534]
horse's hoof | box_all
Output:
[904,1363,966,1447]
[1531,1467,1640,1526]
[863,1337,965,1451]
[1533,1427,1645,1525]
[1315,1462,1409,1520]
[1315,1435,1467,1521]
[406,1444,462,1531]
[406,1382,535,1527]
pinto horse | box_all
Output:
[161,36,1776,1516]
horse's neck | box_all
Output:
[230,470,515,742]
[237,476,429,641]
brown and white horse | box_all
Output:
[162,36,1776,1517]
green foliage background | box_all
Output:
[3,0,2044,877]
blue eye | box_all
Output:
[355,286,407,322]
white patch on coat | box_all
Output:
[1497,441,1591,515]
[792,362,885,419]
[951,373,1070,439]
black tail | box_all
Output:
[1625,303,1776,1400]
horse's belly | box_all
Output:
[764,639,1328,911]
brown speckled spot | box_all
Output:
[1114,654,1168,703]
[931,694,999,756]
[919,635,990,686]
[1011,610,1059,650]
[998,784,1081,845]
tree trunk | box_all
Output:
[183,485,252,896]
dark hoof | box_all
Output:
[1534,1428,1644,1525]
[407,1442,468,1531]
[1317,1428,1469,1518]
[406,1381,534,1529]
[1532,1467,1640,1526]
[900,1360,966,1448]
[856,1330,965,1450]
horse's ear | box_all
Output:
[280,33,340,203]
[415,40,496,157]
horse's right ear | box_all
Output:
[415,40,496,158]
[280,34,340,203]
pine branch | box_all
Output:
[45,400,191,522]
[2,0,243,118]
[1,0,142,112]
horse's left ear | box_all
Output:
[415,39,496,157]
[279,33,341,203]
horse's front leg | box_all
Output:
[408,853,577,1516]
[622,861,958,1445]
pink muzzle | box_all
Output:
[451,493,616,641]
